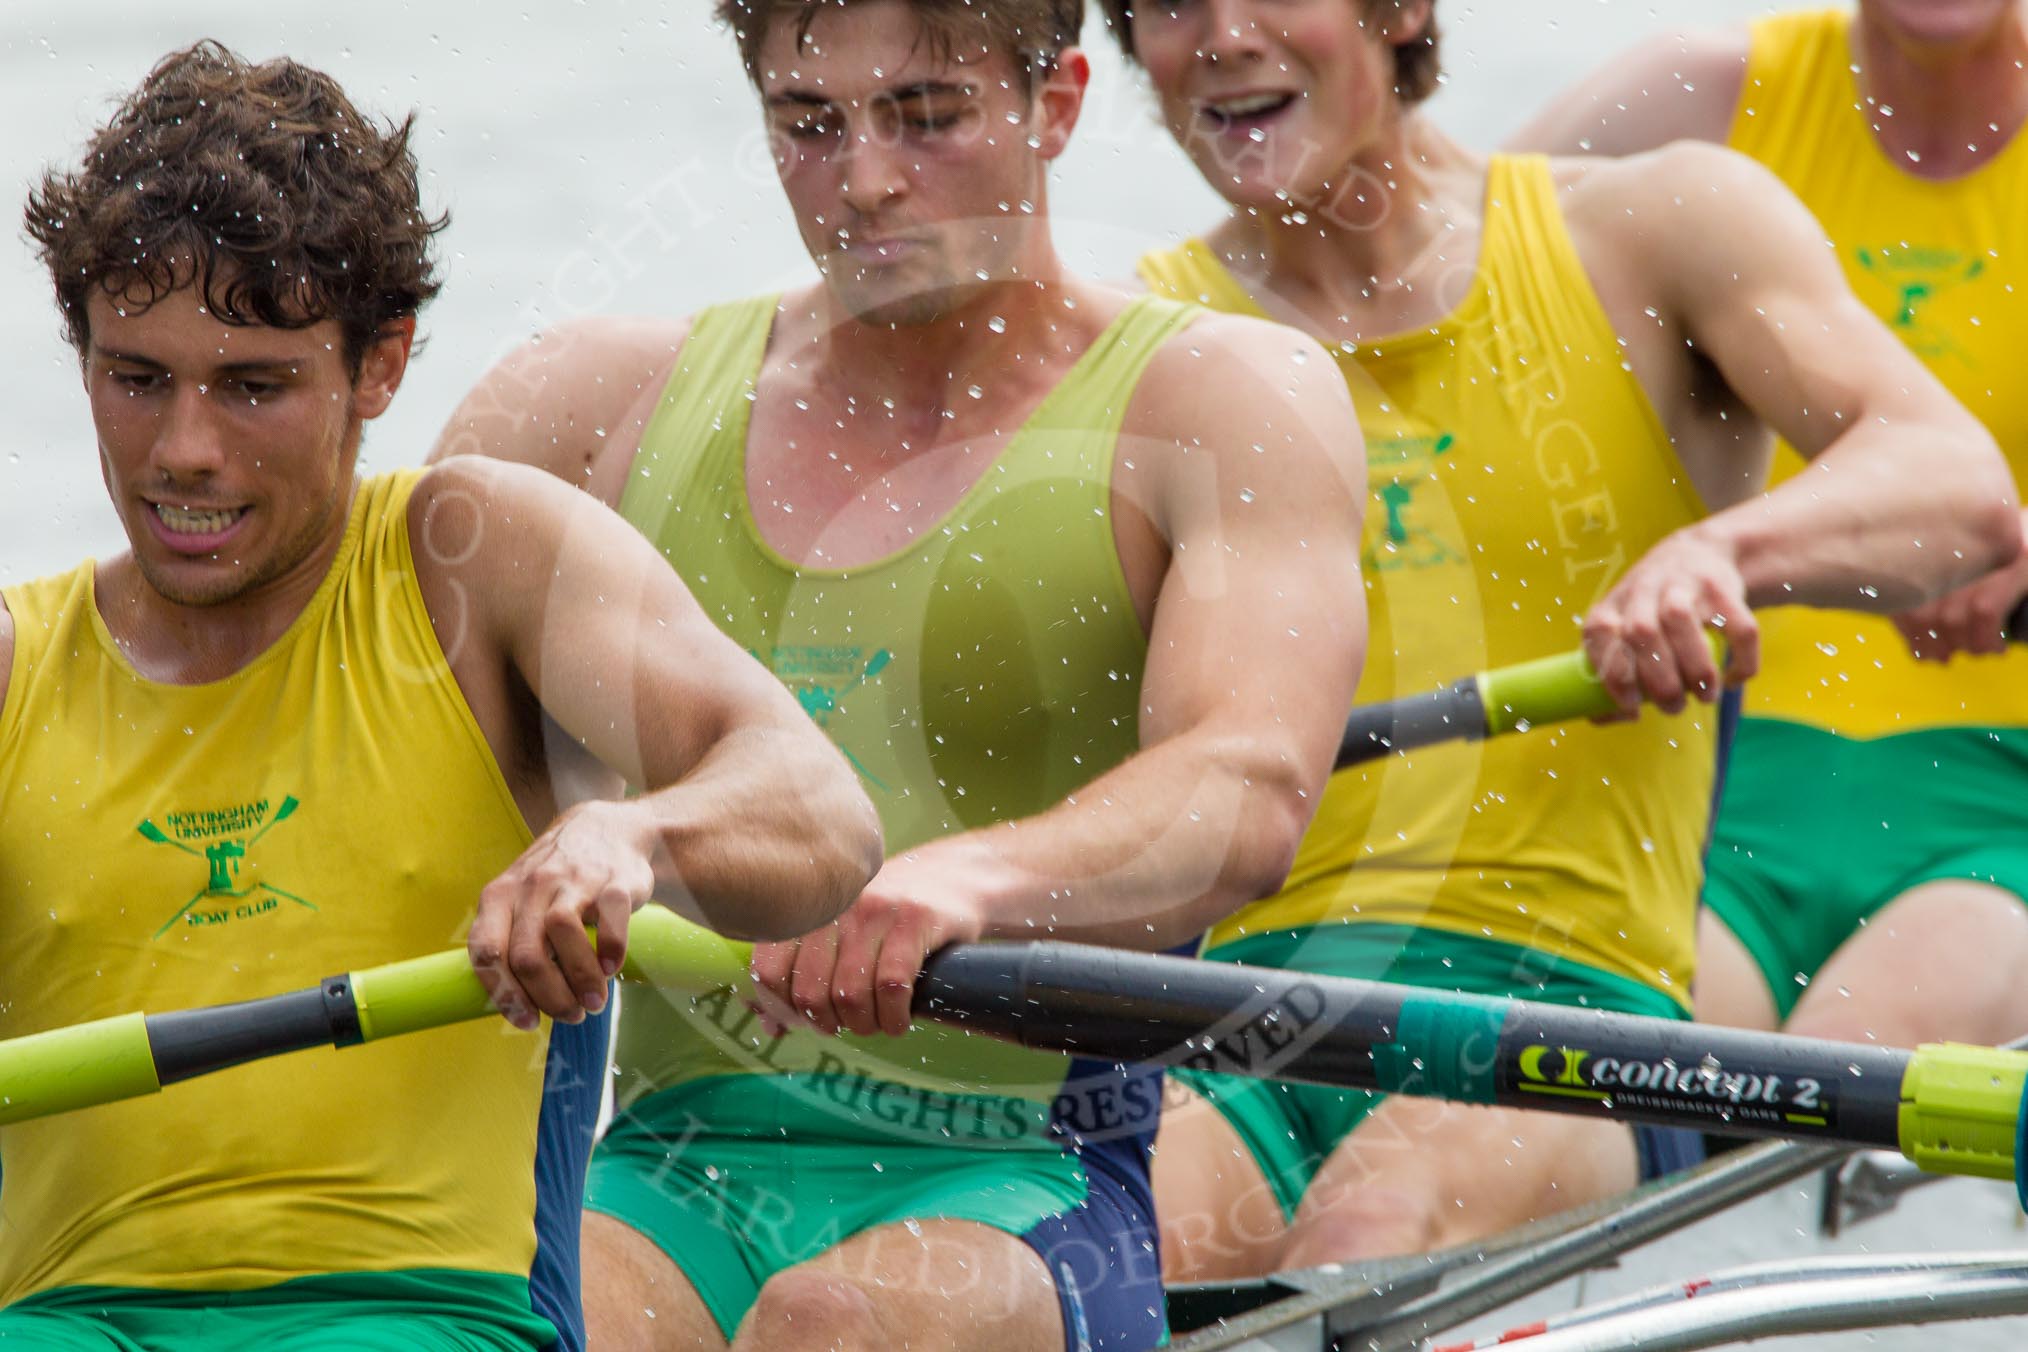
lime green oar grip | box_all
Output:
[351,948,495,1042]
[344,908,754,1043]
[621,907,755,995]
[0,1012,159,1127]
[1476,629,1729,736]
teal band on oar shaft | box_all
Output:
[916,941,1930,1158]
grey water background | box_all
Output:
[6,4,2026,1346]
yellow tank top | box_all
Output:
[1728,8,2028,736]
[0,474,567,1308]
[1142,156,1713,1007]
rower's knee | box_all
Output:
[737,1267,882,1352]
[1280,1183,1444,1267]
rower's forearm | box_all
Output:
[1701,423,2018,611]
[966,730,1316,951]
[641,723,882,942]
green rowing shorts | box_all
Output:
[0,1272,554,1351]
[1172,923,1688,1222]
[1705,718,2028,1020]
[585,1075,1169,1348]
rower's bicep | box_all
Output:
[0,593,14,722]
[456,463,804,791]
[1135,325,1366,776]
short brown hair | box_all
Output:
[25,40,446,374]
[1097,0,1442,107]
[715,0,1084,93]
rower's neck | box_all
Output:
[99,490,353,686]
[803,263,1092,418]
[1211,115,1485,341]
[1853,6,2028,177]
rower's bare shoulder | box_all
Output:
[1125,308,1358,509]
[0,593,14,715]
[1510,26,1750,156]
[1555,140,1816,273]
[1133,307,1345,437]
[431,314,695,502]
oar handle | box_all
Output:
[1336,630,1729,766]
[0,1013,159,1127]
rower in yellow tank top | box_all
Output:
[1514,3,2028,1046]
[1137,152,1717,1249]
[0,43,873,1352]
[1113,0,2016,1282]
[0,474,561,1340]
[1145,156,1714,1010]
[1727,8,2028,739]
[1700,7,2028,1029]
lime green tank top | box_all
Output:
[0,474,554,1310]
[1729,8,2028,736]
[613,294,1190,1140]
[1142,156,1713,1009]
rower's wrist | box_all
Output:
[1679,511,1758,596]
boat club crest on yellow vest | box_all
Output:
[137,794,315,935]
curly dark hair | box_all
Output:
[715,0,1083,94]
[25,40,446,375]
[1095,0,1443,107]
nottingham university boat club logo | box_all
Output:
[1366,431,1465,574]
[1854,245,1985,364]
[138,795,318,937]
[767,645,894,792]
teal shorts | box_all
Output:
[585,1076,1168,1349]
[1705,719,2028,1019]
[1171,923,1690,1221]
[0,1272,554,1351]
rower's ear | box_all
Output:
[1029,46,1090,163]
[1376,0,1435,49]
[352,317,415,422]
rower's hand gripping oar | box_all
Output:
[10,912,2028,1214]
[1336,630,1729,766]
[1344,595,2028,767]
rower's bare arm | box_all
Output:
[746,317,1365,1040]
[1655,144,2016,605]
[978,316,1366,948]
[1507,28,1747,156]
[427,316,691,505]
[1581,144,2019,711]
[0,597,12,719]
[417,456,881,1028]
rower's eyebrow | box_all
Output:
[765,79,979,109]
[95,348,301,375]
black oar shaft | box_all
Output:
[918,943,1912,1150]
[1336,677,1485,765]
[146,975,362,1086]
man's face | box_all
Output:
[757,0,1083,325]
[83,282,406,608]
[1861,0,2021,51]
[1132,0,1411,218]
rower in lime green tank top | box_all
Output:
[1143,156,1715,1010]
[0,473,558,1341]
[607,293,1187,1127]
